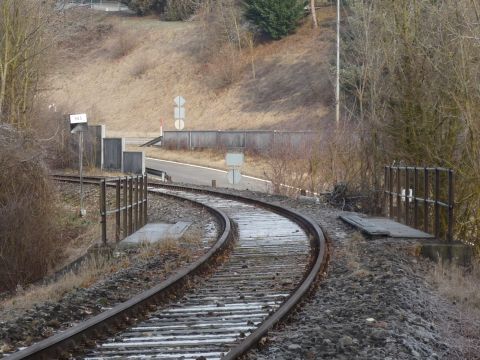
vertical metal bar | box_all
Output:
[434,168,440,239]
[448,170,454,242]
[144,174,148,225]
[123,176,127,239]
[129,177,133,235]
[115,178,121,242]
[79,131,85,216]
[135,175,139,231]
[424,168,429,233]
[396,167,401,222]
[405,167,410,225]
[384,166,388,216]
[100,179,107,245]
[389,167,393,218]
[414,167,418,228]
[139,175,144,227]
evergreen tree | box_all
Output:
[244,0,307,40]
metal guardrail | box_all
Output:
[384,166,454,241]
[100,174,148,244]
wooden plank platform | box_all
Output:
[339,213,434,238]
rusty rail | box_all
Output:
[99,174,148,245]
[384,166,454,241]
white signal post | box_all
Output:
[174,96,186,130]
[70,113,88,217]
[226,152,244,186]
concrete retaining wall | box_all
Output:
[104,138,125,171]
[123,151,145,174]
[162,130,319,152]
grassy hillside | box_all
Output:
[45,8,335,137]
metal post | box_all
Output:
[139,175,144,227]
[135,175,139,231]
[123,176,127,239]
[143,174,148,225]
[115,178,121,242]
[129,177,133,235]
[414,167,418,228]
[434,168,440,239]
[384,166,388,216]
[405,168,410,225]
[134,175,139,231]
[448,170,454,242]
[100,179,107,245]
[424,168,429,233]
[79,131,86,216]
[389,167,393,218]
[396,168,401,222]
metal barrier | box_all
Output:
[384,166,454,241]
[99,174,148,245]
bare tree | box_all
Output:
[311,0,318,28]
[341,0,480,246]
[0,0,52,128]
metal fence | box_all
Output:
[384,166,454,241]
[161,130,319,152]
[99,175,148,245]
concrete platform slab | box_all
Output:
[339,213,434,239]
[119,222,192,248]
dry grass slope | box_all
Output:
[44,8,335,137]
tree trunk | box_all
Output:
[311,0,318,28]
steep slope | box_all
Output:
[45,9,335,137]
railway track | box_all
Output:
[5,175,328,360]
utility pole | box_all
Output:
[336,0,341,128]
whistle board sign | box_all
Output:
[70,113,88,133]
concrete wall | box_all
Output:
[123,151,145,174]
[104,138,125,171]
[162,130,319,152]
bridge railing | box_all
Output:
[99,174,148,244]
[384,166,454,241]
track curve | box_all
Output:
[83,184,327,360]
[5,178,328,360]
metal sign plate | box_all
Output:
[227,169,242,185]
[175,119,185,130]
[226,153,244,167]
[174,106,185,120]
[69,113,88,133]
[174,96,186,107]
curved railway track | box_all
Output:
[5,175,328,360]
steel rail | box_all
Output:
[11,175,328,359]
[147,182,329,359]
[4,179,234,360]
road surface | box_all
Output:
[146,158,272,192]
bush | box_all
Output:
[244,0,306,40]
[120,0,165,15]
[0,125,61,291]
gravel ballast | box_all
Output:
[233,191,480,360]
[0,188,220,356]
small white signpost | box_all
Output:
[70,113,88,217]
[226,152,244,185]
[174,96,185,130]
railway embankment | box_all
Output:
[240,191,480,360]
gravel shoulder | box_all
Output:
[218,189,480,360]
[0,189,220,356]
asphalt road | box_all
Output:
[146,158,272,192]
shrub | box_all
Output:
[0,124,61,291]
[120,0,165,15]
[244,0,306,40]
